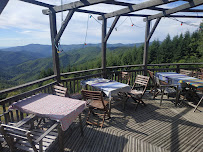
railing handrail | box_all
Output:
[61,68,102,77]
[1,62,203,95]
[107,64,144,69]
[0,75,56,95]
[0,82,56,105]
[148,62,203,66]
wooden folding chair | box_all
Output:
[121,75,150,110]
[155,77,178,106]
[53,85,83,100]
[119,71,131,85]
[0,122,58,152]
[180,69,193,77]
[147,70,160,98]
[81,90,110,128]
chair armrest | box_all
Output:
[34,122,59,143]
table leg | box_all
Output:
[79,114,84,136]
[175,87,180,107]
[57,125,64,152]
[108,97,112,118]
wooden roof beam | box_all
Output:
[144,0,203,21]
[42,0,112,15]
[19,0,54,8]
[55,10,74,43]
[98,0,179,20]
[0,0,9,14]
[104,1,203,13]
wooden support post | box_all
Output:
[101,17,107,78]
[147,18,161,42]
[104,16,120,42]
[49,10,61,82]
[143,19,150,76]
[55,10,74,43]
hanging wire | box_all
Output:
[116,17,128,29]
[84,14,90,45]
[61,0,64,25]
[90,15,102,25]
[129,17,144,28]
[169,17,199,27]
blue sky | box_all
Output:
[0,0,203,47]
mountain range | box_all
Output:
[0,43,141,85]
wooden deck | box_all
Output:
[2,92,203,152]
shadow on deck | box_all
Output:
[2,92,203,152]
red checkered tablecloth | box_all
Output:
[10,93,86,131]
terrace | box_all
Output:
[0,0,203,152]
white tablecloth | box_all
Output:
[81,78,131,98]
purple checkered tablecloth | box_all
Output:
[10,93,86,131]
[155,72,203,90]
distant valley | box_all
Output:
[0,43,139,86]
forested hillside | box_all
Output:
[70,28,203,72]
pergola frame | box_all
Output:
[1,0,203,82]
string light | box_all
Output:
[169,17,199,27]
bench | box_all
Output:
[0,120,59,152]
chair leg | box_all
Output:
[123,97,129,110]
[101,112,106,128]
[160,88,165,106]
[194,96,203,112]
[135,102,139,111]
[139,99,146,106]
[86,109,92,124]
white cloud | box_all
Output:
[0,0,202,47]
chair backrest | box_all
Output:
[0,124,38,152]
[81,90,105,108]
[132,75,150,94]
[198,74,203,80]
[180,69,193,76]
[120,72,131,85]
[52,85,68,97]
[147,70,156,86]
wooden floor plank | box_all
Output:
[1,94,203,152]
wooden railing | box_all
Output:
[0,62,202,124]
[0,75,56,124]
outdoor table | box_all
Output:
[81,78,131,114]
[155,72,203,108]
[10,93,86,152]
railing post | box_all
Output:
[49,9,61,83]
[101,17,107,78]
[143,19,151,76]
[176,64,180,73]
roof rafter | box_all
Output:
[104,1,203,13]
[19,0,54,8]
[42,0,112,15]
[144,0,203,21]
[97,0,179,20]
[0,0,9,14]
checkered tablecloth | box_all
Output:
[81,78,131,98]
[155,72,203,90]
[10,93,86,131]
